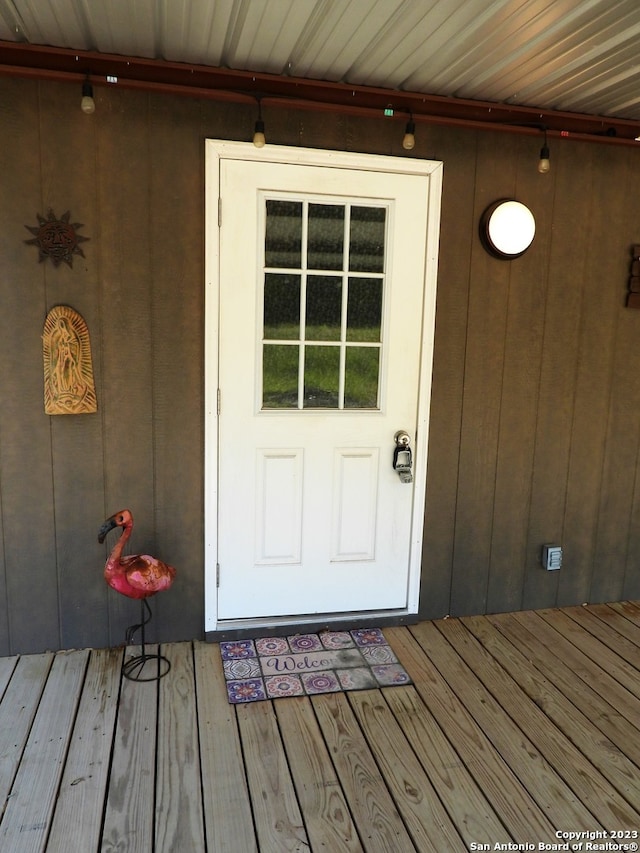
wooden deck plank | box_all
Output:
[101,645,159,853]
[382,685,508,846]
[514,610,640,729]
[312,691,416,853]
[464,614,640,812]
[46,647,123,853]
[537,608,640,698]
[386,626,557,841]
[486,612,640,768]
[155,642,205,852]
[0,655,17,698]
[275,696,364,852]
[583,602,640,647]
[563,604,640,658]
[193,640,258,853]
[347,688,465,851]
[0,649,88,853]
[410,620,601,832]
[0,653,52,818]
[438,616,640,827]
[608,600,640,627]
[236,699,309,851]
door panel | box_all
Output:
[205,142,442,629]
[255,449,303,564]
[331,448,379,560]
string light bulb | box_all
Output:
[253,100,266,148]
[538,129,550,173]
[81,77,95,114]
[402,117,416,150]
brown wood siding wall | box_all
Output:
[0,76,639,654]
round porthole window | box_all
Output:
[481,199,536,259]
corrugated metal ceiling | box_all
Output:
[2,0,640,121]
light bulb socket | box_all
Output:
[81,79,95,114]
[253,118,266,148]
[402,120,416,150]
[538,143,550,173]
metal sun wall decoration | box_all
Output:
[42,305,97,415]
[627,244,640,308]
[25,209,89,267]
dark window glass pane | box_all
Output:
[303,346,339,408]
[262,344,299,408]
[344,348,380,408]
[308,204,344,270]
[264,273,301,340]
[349,206,386,273]
[265,200,302,268]
[305,275,342,341]
[346,277,382,342]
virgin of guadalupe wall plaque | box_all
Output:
[43,306,97,414]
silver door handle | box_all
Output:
[393,430,413,483]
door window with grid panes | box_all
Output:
[262,200,386,410]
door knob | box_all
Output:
[393,430,413,483]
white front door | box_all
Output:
[205,142,442,631]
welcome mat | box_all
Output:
[220,627,411,703]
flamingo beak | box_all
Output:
[98,516,118,544]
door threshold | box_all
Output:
[205,608,419,643]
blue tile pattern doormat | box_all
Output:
[221,627,411,703]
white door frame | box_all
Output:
[204,140,442,634]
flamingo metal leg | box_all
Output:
[122,598,171,681]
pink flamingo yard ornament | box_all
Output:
[98,508,176,681]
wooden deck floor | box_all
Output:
[1,602,640,852]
